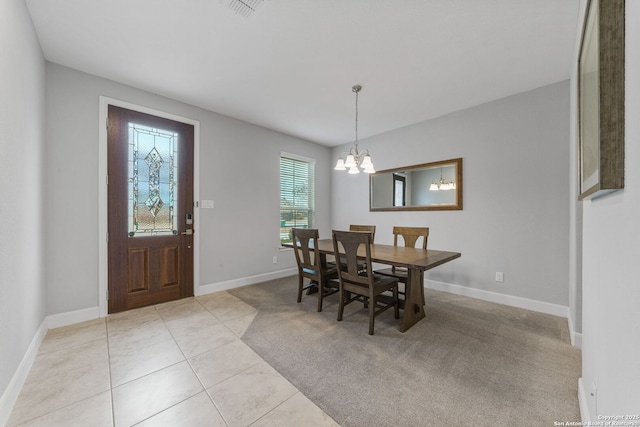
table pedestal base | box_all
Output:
[400,269,425,332]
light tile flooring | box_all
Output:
[7,291,340,427]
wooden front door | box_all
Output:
[107,105,194,313]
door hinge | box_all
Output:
[106,290,109,301]
[106,232,109,243]
[106,175,108,185]
[106,117,109,130]
[193,201,199,208]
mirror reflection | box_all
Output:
[369,158,463,211]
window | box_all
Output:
[280,153,315,245]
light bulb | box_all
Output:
[344,155,356,168]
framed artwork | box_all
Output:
[578,0,625,200]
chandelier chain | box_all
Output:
[354,87,359,146]
[334,84,373,174]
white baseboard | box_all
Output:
[425,279,570,318]
[46,306,101,330]
[578,377,590,423]
[0,319,48,427]
[572,331,582,349]
[567,312,583,349]
[197,268,297,296]
[0,307,100,425]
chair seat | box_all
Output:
[343,273,397,294]
[375,267,408,280]
[372,273,399,289]
[302,266,337,276]
[375,267,425,306]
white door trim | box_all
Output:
[98,97,201,317]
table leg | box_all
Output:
[400,268,426,332]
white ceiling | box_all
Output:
[25,0,581,146]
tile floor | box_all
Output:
[7,291,340,427]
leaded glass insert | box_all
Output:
[128,123,178,236]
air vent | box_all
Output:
[227,0,265,18]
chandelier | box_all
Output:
[429,168,456,191]
[334,85,375,174]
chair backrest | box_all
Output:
[292,228,320,271]
[349,224,376,243]
[332,230,373,287]
[393,226,429,249]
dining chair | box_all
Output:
[328,225,376,272]
[292,228,339,312]
[347,224,376,272]
[349,224,376,242]
[375,226,429,304]
[332,230,399,335]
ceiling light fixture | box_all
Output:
[429,168,456,191]
[334,85,375,174]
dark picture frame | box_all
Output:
[577,0,625,200]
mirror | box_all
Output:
[369,158,463,211]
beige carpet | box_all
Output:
[229,276,581,427]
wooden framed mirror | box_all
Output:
[369,158,463,211]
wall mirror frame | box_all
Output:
[369,158,463,211]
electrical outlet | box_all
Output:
[495,272,504,282]
[272,256,278,264]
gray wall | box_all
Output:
[0,0,47,416]
[332,81,570,306]
[44,63,333,314]
[578,0,640,417]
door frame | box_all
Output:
[98,97,200,317]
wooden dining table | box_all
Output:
[295,239,461,332]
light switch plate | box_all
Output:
[201,199,214,209]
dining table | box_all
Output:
[292,238,461,332]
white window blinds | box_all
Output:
[280,154,315,245]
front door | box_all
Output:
[107,105,194,313]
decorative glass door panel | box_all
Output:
[128,123,178,237]
[108,105,194,313]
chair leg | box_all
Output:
[394,286,400,319]
[337,287,345,321]
[368,294,375,335]
[317,281,323,312]
[297,276,303,303]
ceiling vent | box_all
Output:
[227,0,266,18]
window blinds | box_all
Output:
[280,155,315,244]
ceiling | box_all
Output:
[25,0,581,146]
